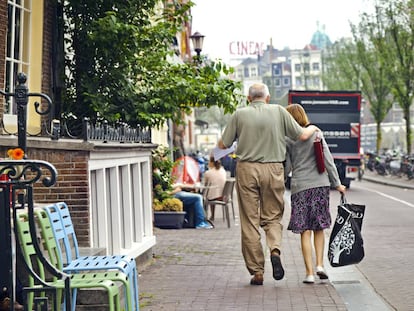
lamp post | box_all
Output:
[190,31,205,62]
[189,31,206,152]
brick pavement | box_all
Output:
[138,193,348,311]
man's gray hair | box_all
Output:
[248,83,270,100]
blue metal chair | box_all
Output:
[42,202,139,311]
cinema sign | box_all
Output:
[229,41,264,56]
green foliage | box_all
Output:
[323,37,393,152]
[62,0,242,130]
[378,0,414,154]
[322,39,362,90]
[152,145,175,200]
[323,0,413,153]
[152,145,184,212]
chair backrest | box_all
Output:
[42,202,80,265]
[201,181,211,202]
[34,209,64,268]
[56,202,80,260]
[16,211,62,283]
[221,179,235,203]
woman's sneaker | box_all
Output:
[316,266,329,279]
[303,275,315,284]
[195,222,213,229]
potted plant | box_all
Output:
[152,146,185,229]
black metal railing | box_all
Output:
[0,73,71,310]
[42,117,152,143]
[0,73,52,152]
[82,119,152,143]
[0,160,69,311]
[1,72,152,144]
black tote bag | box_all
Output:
[328,194,366,267]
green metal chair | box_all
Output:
[15,211,122,311]
[33,208,134,311]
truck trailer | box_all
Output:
[288,90,362,188]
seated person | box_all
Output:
[203,156,227,221]
[172,184,213,229]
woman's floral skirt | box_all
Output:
[288,186,331,234]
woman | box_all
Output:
[285,104,346,284]
[203,156,227,221]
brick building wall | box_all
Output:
[30,148,91,246]
[0,142,92,247]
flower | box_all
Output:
[0,148,25,178]
[7,148,25,160]
[153,198,183,212]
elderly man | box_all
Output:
[217,83,318,285]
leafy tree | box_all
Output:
[372,0,414,154]
[62,0,242,132]
[322,38,362,91]
[323,36,393,153]
[322,0,414,153]
[351,13,394,153]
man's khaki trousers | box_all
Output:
[236,161,285,275]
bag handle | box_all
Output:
[314,131,322,142]
[339,194,354,215]
[340,193,347,205]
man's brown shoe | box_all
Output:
[250,272,264,285]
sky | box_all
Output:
[190,0,373,64]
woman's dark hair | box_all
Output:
[210,156,222,170]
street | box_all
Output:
[325,178,414,311]
[139,175,414,311]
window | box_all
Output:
[283,77,290,86]
[295,77,302,86]
[303,63,310,72]
[250,67,257,77]
[294,64,301,72]
[273,66,281,76]
[237,69,243,78]
[244,67,249,77]
[312,62,320,71]
[275,78,281,87]
[5,0,31,114]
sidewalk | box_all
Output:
[138,195,347,311]
[362,170,414,189]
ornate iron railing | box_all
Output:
[0,73,52,152]
[0,160,70,311]
[0,73,71,310]
[80,118,151,143]
[1,72,152,144]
